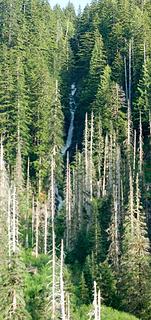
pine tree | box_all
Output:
[120,173,151,319]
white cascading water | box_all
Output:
[55,185,63,211]
[62,83,77,155]
[56,83,77,210]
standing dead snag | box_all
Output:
[60,240,66,320]
[35,200,39,258]
[15,124,23,193]
[0,147,36,318]
[139,112,143,175]
[89,281,101,320]
[12,184,18,254]
[96,116,103,198]
[0,138,10,262]
[129,39,132,111]
[25,157,30,249]
[66,293,70,320]
[102,133,108,197]
[44,202,48,255]
[66,152,71,249]
[94,281,98,320]
[51,151,56,320]
[85,113,89,194]
[124,55,128,102]
[31,195,35,248]
[113,183,119,269]
[98,290,101,320]
[127,99,131,153]
[90,112,94,201]
[129,166,134,237]
[133,130,136,175]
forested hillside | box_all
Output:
[0,0,151,319]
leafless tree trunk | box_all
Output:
[133,130,136,175]
[0,138,10,263]
[12,289,17,313]
[108,133,113,190]
[12,185,18,254]
[16,124,23,192]
[102,134,108,196]
[25,157,30,248]
[98,289,101,320]
[90,112,94,201]
[129,39,132,110]
[124,55,128,102]
[35,201,39,258]
[39,157,42,195]
[94,281,98,320]
[97,117,103,198]
[44,202,48,255]
[52,228,56,320]
[126,40,132,158]
[121,178,124,216]
[51,151,56,320]
[8,188,11,259]
[129,166,134,236]
[66,152,71,248]
[139,112,143,175]
[108,143,121,271]
[93,281,101,320]
[113,184,119,269]
[116,145,121,224]
[78,152,83,226]
[32,195,35,248]
[66,293,70,320]
[127,101,131,151]
[136,173,140,236]
[60,240,66,320]
[85,113,88,192]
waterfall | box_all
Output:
[62,83,77,155]
[56,83,76,210]
[55,185,63,211]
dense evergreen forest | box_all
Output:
[0,0,151,319]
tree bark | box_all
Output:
[60,240,66,320]
[44,203,48,255]
[102,134,108,196]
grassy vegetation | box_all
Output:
[72,305,138,320]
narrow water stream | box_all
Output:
[62,83,77,155]
[56,83,77,210]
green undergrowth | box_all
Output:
[72,305,139,320]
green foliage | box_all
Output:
[101,305,139,320]
[0,0,151,319]
[24,254,50,319]
[72,304,139,320]
[0,252,31,320]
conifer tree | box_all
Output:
[120,173,151,319]
[0,143,31,319]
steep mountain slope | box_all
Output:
[0,0,151,319]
